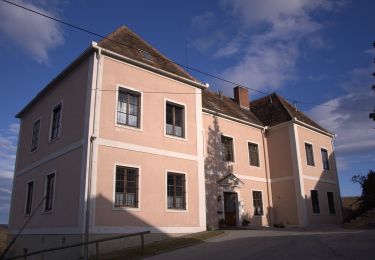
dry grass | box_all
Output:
[97,230,224,260]
[0,226,9,255]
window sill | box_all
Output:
[112,206,141,212]
[42,210,54,215]
[115,123,143,132]
[166,209,188,213]
[306,164,316,168]
[48,136,60,144]
[164,133,188,142]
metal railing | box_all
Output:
[3,231,150,260]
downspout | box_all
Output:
[330,135,343,223]
[261,126,272,227]
[84,45,101,259]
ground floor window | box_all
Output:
[311,190,320,214]
[327,192,336,214]
[252,190,263,216]
[25,181,34,215]
[115,166,139,208]
[167,172,186,210]
[45,173,55,212]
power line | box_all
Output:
[1,0,373,113]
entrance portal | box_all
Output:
[224,192,238,226]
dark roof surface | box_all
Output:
[98,26,196,81]
[251,93,330,133]
[202,90,263,127]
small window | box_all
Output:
[117,89,141,128]
[327,192,336,214]
[167,173,186,210]
[45,173,55,211]
[221,135,234,162]
[305,143,315,166]
[321,148,330,170]
[25,181,34,215]
[31,120,40,152]
[115,166,139,208]
[252,190,263,216]
[50,104,62,140]
[166,102,185,138]
[248,142,260,167]
[311,190,320,214]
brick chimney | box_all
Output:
[233,86,250,110]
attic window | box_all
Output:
[139,50,154,62]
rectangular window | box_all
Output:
[115,166,139,208]
[31,120,40,152]
[25,181,34,215]
[248,142,260,167]
[252,190,263,216]
[321,148,330,170]
[221,135,234,162]
[167,173,186,210]
[50,104,62,140]
[45,173,55,211]
[311,190,320,214]
[305,143,315,166]
[117,89,140,128]
[327,192,336,214]
[166,102,185,138]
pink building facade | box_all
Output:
[8,26,342,257]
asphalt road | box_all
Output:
[148,227,375,260]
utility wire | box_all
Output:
[1,0,373,112]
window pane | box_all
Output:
[321,149,329,170]
[166,103,185,138]
[174,107,183,127]
[252,191,263,215]
[221,136,234,162]
[25,182,33,214]
[117,90,140,128]
[167,173,186,210]
[51,105,61,140]
[305,143,315,166]
[249,143,260,166]
[166,104,173,125]
[311,190,320,214]
[31,120,40,151]
[117,112,127,124]
[128,115,138,126]
[327,192,335,214]
[45,173,55,211]
[115,166,138,208]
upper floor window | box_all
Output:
[115,166,139,208]
[166,102,185,138]
[31,119,40,152]
[305,143,315,166]
[167,172,186,210]
[117,89,140,128]
[321,148,330,170]
[50,104,62,140]
[252,190,263,216]
[45,173,55,212]
[25,181,34,215]
[248,142,260,167]
[327,192,336,214]
[221,135,234,162]
[311,190,320,214]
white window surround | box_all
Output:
[112,163,141,212]
[165,169,188,213]
[247,140,261,169]
[43,171,56,214]
[48,101,63,143]
[114,84,144,132]
[310,189,321,215]
[30,117,41,153]
[24,179,35,216]
[251,189,264,218]
[219,133,236,164]
[163,98,188,141]
[304,141,316,168]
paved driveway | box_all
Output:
[148,227,375,260]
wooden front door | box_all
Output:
[224,192,238,226]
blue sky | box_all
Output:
[0,0,374,223]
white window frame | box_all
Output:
[30,117,41,153]
[24,179,35,216]
[48,101,63,142]
[115,84,143,132]
[304,141,315,167]
[165,170,188,212]
[112,163,141,211]
[43,171,57,213]
[310,189,320,215]
[164,98,188,141]
[220,133,236,164]
[251,189,264,217]
[247,140,261,168]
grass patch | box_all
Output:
[98,230,224,260]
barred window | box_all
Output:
[50,104,62,140]
[115,166,139,208]
[252,190,263,216]
[221,135,234,162]
[117,89,140,128]
[166,102,184,138]
[31,119,40,152]
[248,142,260,167]
[311,190,320,214]
[167,173,186,210]
[321,148,330,170]
[305,143,315,166]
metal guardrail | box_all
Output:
[4,231,150,260]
